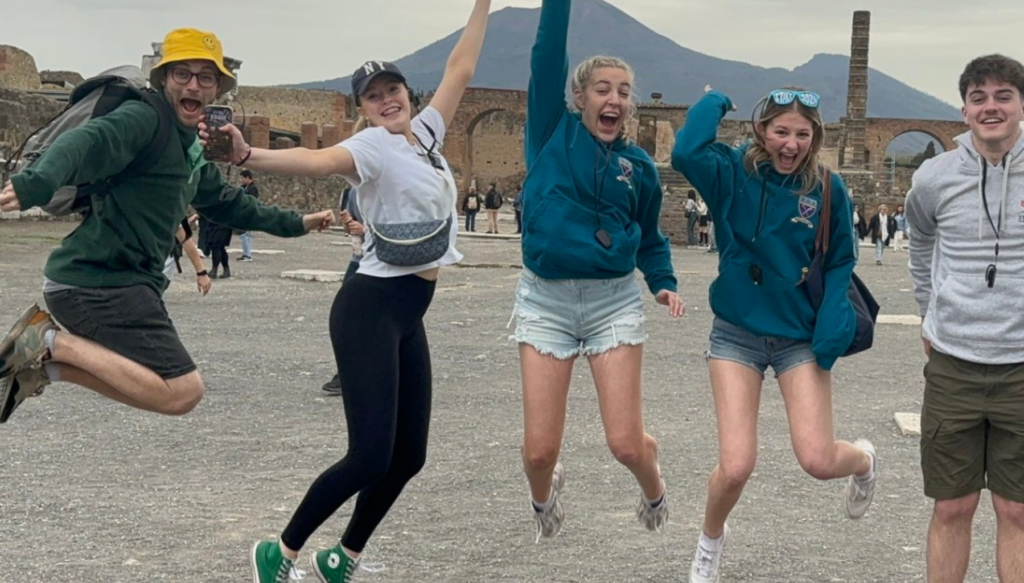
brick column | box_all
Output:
[248,115,270,149]
[300,122,319,149]
[322,124,342,148]
[843,11,870,169]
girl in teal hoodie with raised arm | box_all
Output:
[672,86,878,582]
[513,0,684,544]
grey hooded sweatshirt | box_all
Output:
[905,130,1024,365]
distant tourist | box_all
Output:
[515,0,683,547]
[892,203,908,252]
[696,196,710,246]
[868,203,896,265]
[236,169,260,261]
[905,53,1024,583]
[462,184,482,232]
[686,189,699,247]
[673,84,876,583]
[484,182,503,233]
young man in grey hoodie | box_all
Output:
[905,54,1024,583]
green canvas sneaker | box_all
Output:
[250,540,296,583]
[310,544,358,583]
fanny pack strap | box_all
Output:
[357,125,459,241]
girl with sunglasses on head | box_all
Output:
[671,86,878,582]
[202,2,491,582]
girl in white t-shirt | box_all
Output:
[204,2,491,581]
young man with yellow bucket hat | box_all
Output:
[0,28,334,423]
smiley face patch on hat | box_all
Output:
[202,36,217,51]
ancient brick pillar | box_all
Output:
[300,122,319,149]
[322,124,342,148]
[248,115,270,150]
[844,11,870,169]
[340,120,355,142]
[275,137,295,149]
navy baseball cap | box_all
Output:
[351,61,407,104]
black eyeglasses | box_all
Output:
[168,67,220,89]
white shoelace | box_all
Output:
[695,544,719,577]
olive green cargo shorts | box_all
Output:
[921,349,1024,503]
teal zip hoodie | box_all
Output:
[671,91,857,370]
[521,0,676,295]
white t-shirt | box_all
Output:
[338,106,462,278]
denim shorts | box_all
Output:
[707,317,816,378]
[512,269,646,360]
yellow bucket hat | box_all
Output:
[149,28,236,96]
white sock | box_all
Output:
[855,452,875,482]
[44,361,60,382]
[44,329,57,356]
[532,496,553,513]
[699,530,725,552]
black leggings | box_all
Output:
[281,273,437,553]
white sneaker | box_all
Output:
[844,439,878,519]
[636,481,668,532]
[690,524,729,583]
[636,444,668,532]
[533,462,565,543]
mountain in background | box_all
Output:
[292,0,960,125]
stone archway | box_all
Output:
[443,88,527,192]
[864,118,964,168]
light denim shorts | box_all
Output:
[512,268,646,360]
[707,317,816,378]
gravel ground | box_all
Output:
[0,221,1001,582]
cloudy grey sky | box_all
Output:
[6,0,1023,107]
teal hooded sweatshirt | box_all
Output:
[672,91,857,370]
[520,0,676,295]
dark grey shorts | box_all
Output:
[44,285,196,380]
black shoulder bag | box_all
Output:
[805,170,880,357]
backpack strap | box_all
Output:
[814,169,833,257]
[76,86,176,203]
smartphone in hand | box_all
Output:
[203,105,234,162]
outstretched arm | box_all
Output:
[201,123,357,179]
[429,0,492,127]
[526,0,571,158]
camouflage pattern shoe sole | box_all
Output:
[0,366,51,424]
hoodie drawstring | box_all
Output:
[977,152,1012,243]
